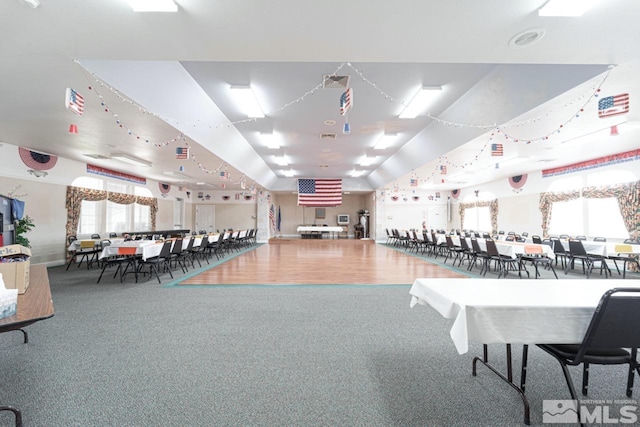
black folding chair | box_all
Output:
[537,288,640,426]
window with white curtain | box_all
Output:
[548,197,627,238]
[78,200,104,235]
[72,177,153,235]
[463,206,491,233]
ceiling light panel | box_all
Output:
[374,134,397,150]
[230,86,265,118]
[111,153,152,167]
[127,0,178,12]
[399,86,443,119]
[538,0,598,16]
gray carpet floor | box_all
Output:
[0,243,638,426]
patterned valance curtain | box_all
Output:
[458,199,499,235]
[539,181,639,239]
[65,186,159,245]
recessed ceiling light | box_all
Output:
[509,28,545,48]
[324,120,336,126]
[374,134,398,150]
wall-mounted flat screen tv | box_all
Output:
[337,214,349,225]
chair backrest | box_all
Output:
[91,233,101,239]
[568,239,588,256]
[445,235,455,248]
[574,288,640,361]
[184,237,195,251]
[80,240,96,249]
[576,235,587,241]
[623,238,639,245]
[551,239,567,254]
[522,232,529,237]
[498,230,505,235]
[507,231,515,235]
[559,234,571,240]
[101,239,111,248]
[68,235,77,244]
[505,235,515,242]
[484,239,500,257]
[470,238,483,254]
[516,237,526,243]
[593,237,606,242]
[482,232,491,239]
[171,238,184,254]
[459,237,470,251]
[159,240,173,258]
[109,232,117,238]
[531,235,542,244]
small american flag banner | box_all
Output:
[219,171,229,181]
[175,147,189,159]
[491,143,504,156]
[598,93,630,118]
[440,165,447,175]
[65,88,85,116]
[339,88,353,116]
[297,178,342,207]
[410,177,418,187]
[269,204,276,231]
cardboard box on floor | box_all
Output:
[0,244,31,294]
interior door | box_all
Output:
[195,205,215,234]
[427,205,448,231]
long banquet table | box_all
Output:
[436,235,554,259]
[409,278,640,424]
[297,226,343,239]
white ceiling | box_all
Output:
[1,0,639,195]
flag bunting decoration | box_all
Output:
[439,165,447,175]
[18,147,58,171]
[297,178,342,207]
[598,93,629,118]
[339,88,353,116]
[175,147,189,159]
[491,143,504,156]
[65,88,85,116]
[219,171,229,181]
[410,177,418,187]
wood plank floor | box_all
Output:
[180,239,468,285]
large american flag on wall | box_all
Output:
[297,178,342,207]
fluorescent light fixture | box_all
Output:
[399,86,442,119]
[359,156,375,166]
[538,0,597,16]
[127,0,178,12]
[19,0,40,8]
[111,153,152,167]
[260,132,280,149]
[27,169,47,178]
[274,155,288,166]
[374,134,397,150]
[281,169,295,177]
[349,169,365,177]
[230,86,265,118]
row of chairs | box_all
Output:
[96,229,259,284]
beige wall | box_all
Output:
[272,193,371,238]
[190,203,256,232]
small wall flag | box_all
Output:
[491,143,504,156]
[65,88,85,116]
[175,147,189,159]
[339,88,353,116]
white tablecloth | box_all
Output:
[409,278,638,354]
[297,226,344,233]
[99,237,206,261]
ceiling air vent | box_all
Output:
[318,164,329,168]
[322,75,350,89]
[320,133,337,140]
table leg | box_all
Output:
[472,344,531,425]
